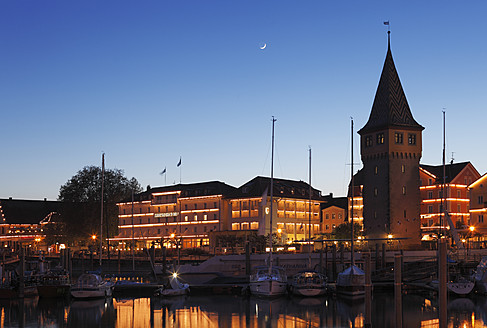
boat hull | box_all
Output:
[71,286,112,299]
[250,279,287,297]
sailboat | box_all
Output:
[336,118,365,298]
[290,147,327,297]
[249,117,288,297]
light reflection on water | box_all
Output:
[2,293,487,327]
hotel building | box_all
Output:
[420,162,480,231]
[469,173,487,236]
[229,177,324,244]
[113,181,236,250]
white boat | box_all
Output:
[291,270,327,297]
[249,117,287,297]
[290,149,327,297]
[71,273,113,299]
[336,119,365,299]
[429,277,475,296]
[155,273,190,297]
[336,265,365,298]
[473,256,487,294]
[249,265,288,297]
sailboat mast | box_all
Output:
[100,153,105,267]
[269,116,276,271]
[350,118,355,267]
[442,111,446,238]
[308,147,312,269]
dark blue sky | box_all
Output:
[1,1,486,200]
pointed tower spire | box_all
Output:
[358,32,424,135]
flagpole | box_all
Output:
[100,153,105,268]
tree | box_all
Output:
[58,165,142,244]
[332,222,363,240]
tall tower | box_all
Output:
[358,32,424,247]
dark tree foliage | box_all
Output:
[58,166,142,243]
[332,222,363,240]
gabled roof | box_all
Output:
[231,176,323,201]
[321,197,348,211]
[0,198,63,225]
[132,181,237,202]
[359,34,423,135]
[420,162,479,184]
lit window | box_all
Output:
[395,132,403,144]
[250,222,259,230]
[194,215,198,221]
[232,223,239,230]
[374,166,378,175]
[365,135,373,147]
[326,214,329,220]
[241,222,249,230]
[376,133,384,145]
[401,165,405,173]
[204,214,207,220]
[185,216,188,221]
[402,186,406,195]
[408,134,416,145]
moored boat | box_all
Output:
[71,273,113,299]
[290,270,327,297]
[249,265,287,297]
[336,265,365,298]
[154,273,190,297]
[37,269,70,298]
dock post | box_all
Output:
[439,240,447,328]
[375,243,379,271]
[325,245,328,277]
[68,248,72,278]
[245,241,251,276]
[394,253,403,328]
[118,250,121,274]
[332,244,337,281]
[382,243,386,269]
[162,246,167,276]
[19,244,24,298]
[364,253,372,328]
[319,242,323,274]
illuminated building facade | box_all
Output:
[113,182,236,250]
[0,198,62,251]
[358,33,424,247]
[468,173,487,236]
[229,177,324,244]
[419,162,480,232]
[321,196,348,235]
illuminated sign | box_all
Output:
[154,212,179,218]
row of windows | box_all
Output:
[373,186,407,196]
[122,213,218,225]
[231,222,259,230]
[364,132,417,148]
[325,213,343,220]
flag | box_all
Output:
[177,157,181,167]
[160,167,166,175]
[383,21,389,25]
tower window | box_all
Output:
[395,132,403,144]
[365,136,373,147]
[408,134,416,145]
[401,165,405,173]
[374,188,378,196]
[374,166,378,175]
[376,133,384,145]
[402,186,406,195]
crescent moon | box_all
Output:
[260,43,267,50]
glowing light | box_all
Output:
[470,226,475,232]
[388,234,393,239]
[172,272,178,278]
[277,228,282,234]
[92,235,97,240]
[170,233,175,238]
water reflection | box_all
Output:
[2,294,487,327]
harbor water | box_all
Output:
[2,292,487,327]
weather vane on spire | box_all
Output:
[384,21,391,47]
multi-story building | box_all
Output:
[0,198,62,252]
[469,173,487,237]
[321,196,348,235]
[420,162,480,230]
[113,182,236,250]
[229,177,324,245]
[358,33,424,247]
